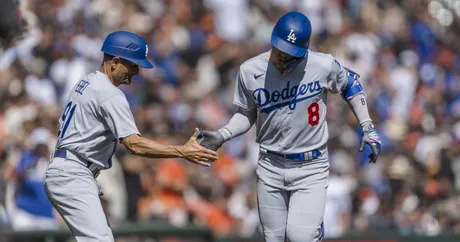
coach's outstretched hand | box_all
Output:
[359,122,381,163]
[198,129,225,151]
[181,128,219,167]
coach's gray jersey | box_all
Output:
[55,71,139,169]
[234,50,347,154]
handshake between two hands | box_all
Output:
[181,128,226,167]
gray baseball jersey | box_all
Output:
[234,50,346,154]
[55,70,139,169]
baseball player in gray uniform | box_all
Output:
[199,12,381,242]
[44,31,218,242]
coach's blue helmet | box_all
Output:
[271,12,312,58]
[101,31,153,69]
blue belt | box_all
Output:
[53,149,100,177]
[260,148,322,161]
[53,149,67,159]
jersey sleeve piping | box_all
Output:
[233,100,250,109]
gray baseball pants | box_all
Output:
[44,156,113,242]
[256,148,328,242]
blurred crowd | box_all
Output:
[1,0,460,240]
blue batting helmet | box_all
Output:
[271,12,312,58]
[101,31,153,69]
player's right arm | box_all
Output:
[100,94,217,167]
[216,107,257,140]
[199,68,257,150]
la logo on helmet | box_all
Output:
[287,29,296,43]
[145,45,148,57]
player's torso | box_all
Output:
[55,71,119,168]
[241,51,332,153]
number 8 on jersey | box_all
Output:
[307,102,319,126]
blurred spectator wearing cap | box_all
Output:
[5,127,59,231]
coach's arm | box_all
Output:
[120,128,218,167]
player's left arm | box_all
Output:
[199,107,257,151]
[327,60,381,163]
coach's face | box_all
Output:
[111,57,139,85]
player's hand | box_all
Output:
[359,122,381,163]
[181,128,218,167]
[198,129,225,151]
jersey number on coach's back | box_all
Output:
[57,80,89,140]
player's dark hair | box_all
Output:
[101,53,117,67]
[103,53,115,61]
